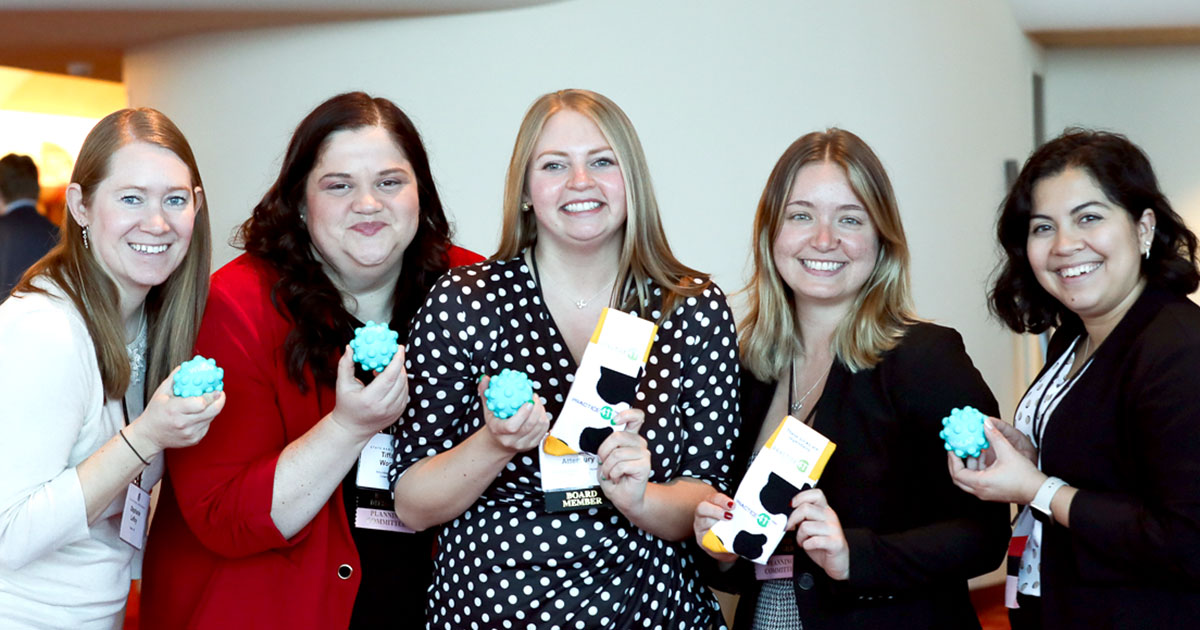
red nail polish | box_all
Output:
[724,511,733,520]
[727,501,734,509]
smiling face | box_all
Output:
[304,125,420,289]
[1027,166,1154,325]
[525,109,628,255]
[69,141,199,306]
[772,161,880,312]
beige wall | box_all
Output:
[124,0,1040,417]
[1044,45,1200,264]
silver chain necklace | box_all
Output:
[789,359,830,413]
[531,249,615,309]
[572,282,614,309]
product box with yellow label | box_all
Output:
[702,415,836,564]
[543,308,657,456]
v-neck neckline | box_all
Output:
[521,254,583,378]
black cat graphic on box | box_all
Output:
[578,366,641,453]
[731,473,811,559]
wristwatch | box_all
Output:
[1031,476,1068,521]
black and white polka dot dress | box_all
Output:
[394,255,740,630]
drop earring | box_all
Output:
[82,226,90,250]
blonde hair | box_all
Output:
[16,108,211,399]
[740,128,915,381]
[494,89,708,318]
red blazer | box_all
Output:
[141,248,482,629]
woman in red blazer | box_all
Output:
[141,92,482,629]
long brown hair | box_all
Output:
[238,92,454,390]
[740,129,915,380]
[494,89,708,319]
[16,108,211,399]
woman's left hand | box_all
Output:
[786,488,850,581]
[948,418,1046,504]
[597,409,651,516]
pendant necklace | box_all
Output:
[789,358,830,413]
[573,282,614,309]
[530,249,615,309]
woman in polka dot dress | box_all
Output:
[392,89,739,630]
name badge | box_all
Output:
[539,442,610,512]
[755,554,795,580]
[356,433,394,491]
[120,482,151,549]
[354,507,415,533]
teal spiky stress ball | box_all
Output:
[485,369,534,419]
[351,321,399,372]
[174,355,224,397]
[940,406,990,458]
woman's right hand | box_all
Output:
[132,367,226,452]
[331,344,410,440]
[476,375,549,454]
[988,417,1037,463]
[693,492,738,562]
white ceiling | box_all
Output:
[3,0,1200,81]
[0,0,550,9]
[1008,0,1200,31]
[0,0,561,80]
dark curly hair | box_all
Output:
[990,128,1200,334]
[239,92,452,390]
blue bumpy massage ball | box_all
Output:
[174,355,224,397]
[939,406,990,458]
[351,321,399,372]
[484,369,534,419]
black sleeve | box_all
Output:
[1067,328,1200,585]
[841,324,1011,592]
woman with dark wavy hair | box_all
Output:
[141,92,482,628]
[952,129,1200,629]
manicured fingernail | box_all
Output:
[724,511,733,520]
[727,501,734,509]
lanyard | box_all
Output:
[121,395,143,487]
[1031,336,1090,449]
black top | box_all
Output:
[1034,287,1200,629]
[0,204,58,301]
[394,257,739,630]
[339,318,435,628]
[712,322,1010,630]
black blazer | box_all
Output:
[711,323,1010,629]
[0,204,58,300]
[1034,287,1200,629]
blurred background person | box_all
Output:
[0,153,59,301]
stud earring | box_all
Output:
[82,226,90,250]
[520,201,533,212]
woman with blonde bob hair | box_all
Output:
[0,108,223,628]
[394,89,740,629]
[694,129,1008,629]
